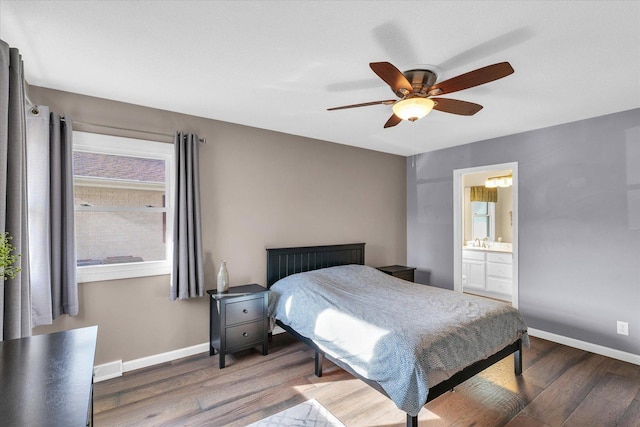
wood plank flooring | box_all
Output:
[94,334,640,426]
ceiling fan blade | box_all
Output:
[327,99,397,111]
[432,98,483,116]
[370,62,413,94]
[384,114,403,128]
[427,62,514,96]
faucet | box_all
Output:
[474,238,480,247]
[482,237,489,248]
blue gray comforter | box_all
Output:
[269,264,528,417]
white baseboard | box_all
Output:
[93,342,209,383]
[93,359,123,382]
[122,342,210,373]
[528,328,640,365]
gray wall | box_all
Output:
[30,86,407,365]
[408,108,640,355]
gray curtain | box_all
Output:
[170,132,204,300]
[25,105,52,325]
[0,40,31,340]
[26,107,78,324]
[49,114,78,318]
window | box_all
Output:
[471,201,495,241]
[72,132,174,282]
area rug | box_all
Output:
[246,398,345,427]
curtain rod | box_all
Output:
[60,117,207,144]
[27,103,206,144]
[62,118,207,144]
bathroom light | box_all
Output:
[485,175,513,188]
[392,97,435,122]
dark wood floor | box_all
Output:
[94,334,640,427]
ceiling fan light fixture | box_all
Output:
[392,97,435,122]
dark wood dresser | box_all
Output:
[377,264,416,282]
[207,284,269,368]
[0,326,98,427]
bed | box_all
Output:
[266,243,528,426]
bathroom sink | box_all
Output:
[464,243,512,253]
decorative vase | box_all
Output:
[216,260,229,293]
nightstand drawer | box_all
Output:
[226,321,264,350]
[226,297,264,325]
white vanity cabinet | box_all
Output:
[486,252,513,296]
[463,249,512,301]
[462,250,486,290]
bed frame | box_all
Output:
[266,243,522,427]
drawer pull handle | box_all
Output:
[243,332,249,337]
[243,309,248,314]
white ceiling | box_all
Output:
[1,1,639,156]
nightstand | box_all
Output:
[377,265,416,282]
[207,284,269,368]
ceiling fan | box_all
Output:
[327,61,514,128]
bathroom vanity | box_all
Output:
[462,244,512,301]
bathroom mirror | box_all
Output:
[462,169,513,247]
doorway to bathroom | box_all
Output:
[453,162,518,308]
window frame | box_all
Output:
[72,131,174,283]
[471,201,496,241]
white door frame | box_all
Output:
[453,162,519,308]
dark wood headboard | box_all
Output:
[266,243,365,288]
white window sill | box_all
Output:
[77,262,171,283]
